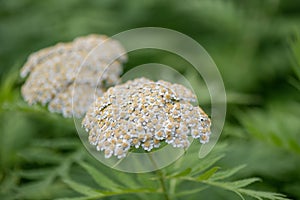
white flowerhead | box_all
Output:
[20,34,127,118]
[82,78,211,159]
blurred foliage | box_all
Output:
[0,0,300,199]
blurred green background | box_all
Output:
[0,0,300,199]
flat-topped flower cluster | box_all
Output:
[83,78,211,159]
[20,34,126,118]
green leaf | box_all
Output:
[18,168,54,180]
[18,147,64,164]
[287,139,300,154]
[56,196,104,200]
[210,165,246,181]
[32,138,79,149]
[288,77,300,91]
[238,189,290,200]
[198,178,290,200]
[0,67,19,107]
[290,33,300,79]
[196,167,220,181]
[0,172,18,196]
[78,161,121,191]
[16,180,65,199]
[228,178,261,189]
[191,154,225,175]
[109,170,145,189]
[56,197,95,200]
[199,178,260,194]
[59,186,157,200]
[167,168,192,179]
[62,179,103,197]
[174,186,208,197]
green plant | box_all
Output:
[1,1,300,199]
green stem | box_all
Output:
[158,169,170,200]
[169,179,176,195]
[148,154,171,200]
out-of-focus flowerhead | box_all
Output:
[20,34,127,118]
[82,78,211,159]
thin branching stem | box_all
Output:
[148,154,171,200]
